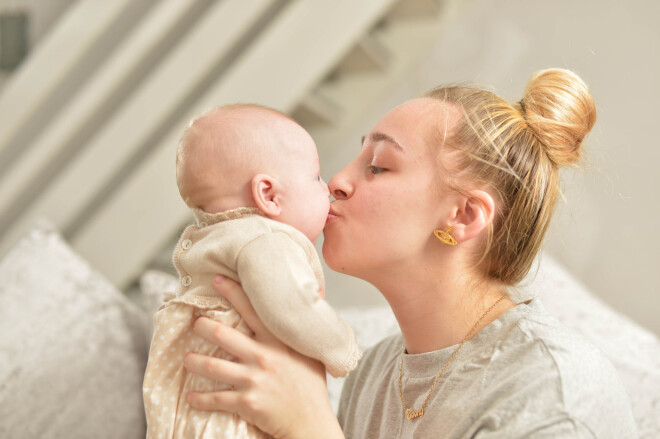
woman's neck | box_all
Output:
[368,262,514,354]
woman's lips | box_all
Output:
[326,207,340,223]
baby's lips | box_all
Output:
[318,289,326,299]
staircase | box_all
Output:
[0,0,461,290]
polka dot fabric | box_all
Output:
[143,302,270,439]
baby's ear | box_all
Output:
[251,174,282,217]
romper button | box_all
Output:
[199,222,208,227]
[182,239,192,250]
[181,275,192,287]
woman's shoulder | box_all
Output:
[489,299,624,391]
[348,298,625,388]
[477,298,637,437]
[498,299,621,379]
[339,301,637,438]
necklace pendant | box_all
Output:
[405,408,424,421]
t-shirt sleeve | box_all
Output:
[236,231,361,377]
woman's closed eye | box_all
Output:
[368,165,386,174]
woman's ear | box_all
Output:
[251,174,282,217]
[448,190,495,243]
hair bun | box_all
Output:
[521,68,596,167]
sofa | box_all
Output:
[1,221,658,438]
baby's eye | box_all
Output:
[368,165,386,175]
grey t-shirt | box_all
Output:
[337,299,636,438]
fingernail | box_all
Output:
[186,393,195,404]
[214,275,224,284]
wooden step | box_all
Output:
[291,92,342,127]
[332,33,390,76]
[387,0,442,20]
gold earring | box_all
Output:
[434,226,457,246]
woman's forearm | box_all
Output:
[277,392,345,439]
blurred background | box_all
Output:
[0,0,658,335]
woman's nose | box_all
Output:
[328,171,352,200]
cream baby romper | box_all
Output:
[143,208,361,439]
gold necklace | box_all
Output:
[398,295,506,421]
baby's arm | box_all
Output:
[235,231,361,377]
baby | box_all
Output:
[143,104,361,439]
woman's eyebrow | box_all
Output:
[361,132,404,151]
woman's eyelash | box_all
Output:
[368,165,385,174]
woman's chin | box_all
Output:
[321,247,339,270]
[322,246,349,274]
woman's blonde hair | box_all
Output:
[424,69,596,285]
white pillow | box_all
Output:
[0,221,149,439]
[139,269,179,339]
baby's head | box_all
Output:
[176,104,330,242]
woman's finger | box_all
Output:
[212,276,270,337]
[192,316,259,361]
[187,389,240,413]
[183,352,246,386]
[187,389,262,430]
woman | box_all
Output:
[182,69,637,438]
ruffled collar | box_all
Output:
[191,207,265,227]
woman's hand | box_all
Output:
[184,275,344,439]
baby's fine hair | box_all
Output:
[176,103,293,168]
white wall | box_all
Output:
[321,0,660,335]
